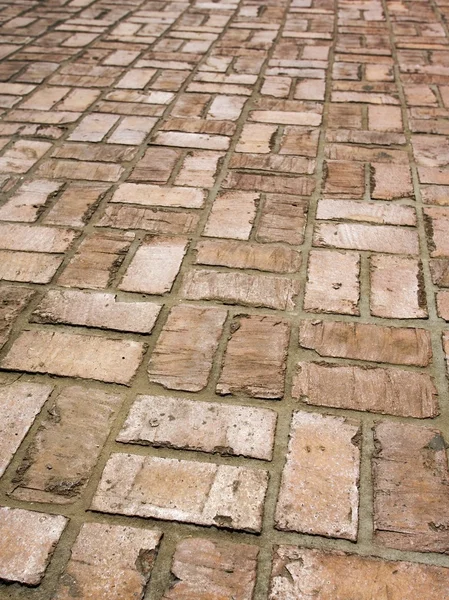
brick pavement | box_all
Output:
[0,0,449,598]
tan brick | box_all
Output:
[275,411,360,540]
[153,131,230,150]
[58,231,134,289]
[299,320,432,366]
[54,523,161,600]
[1,330,145,385]
[256,194,308,244]
[21,86,69,110]
[293,362,438,418]
[58,88,101,111]
[163,538,258,600]
[111,183,205,209]
[424,207,449,257]
[37,159,124,182]
[42,182,110,228]
[0,140,51,173]
[269,546,449,600]
[107,116,156,145]
[118,395,277,460]
[370,255,427,318]
[0,179,62,222]
[207,95,246,120]
[250,110,322,126]
[0,381,52,478]
[374,421,449,553]
[294,79,325,100]
[230,153,314,174]
[119,236,188,294]
[278,126,320,157]
[371,163,414,200]
[0,507,67,585]
[368,105,403,132]
[235,123,277,153]
[0,223,77,253]
[175,150,223,188]
[316,198,416,226]
[91,453,268,532]
[68,113,120,143]
[313,222,419,254]
[98,205,199,235]
[32,290,161,333]
[217,315,289,399]
[0,251,63,284]
[0,285,36,349]
[204,191,258,240]
[11,385,122,504]
[116,68,156,89]
[304,249,360,315]
[182,269,300,310]
[148,304,226,392]
[324,161,365,198]
[51,143,136,164]
[128,147,181,183]
[436,290,449,320]
[413,134,449,167]
[223,172,315,196]
[195,239,301,273]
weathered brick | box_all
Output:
[182,269,300,310]
[53,523,162,600]
[0,381,52,478]
[98,205,199,235]
[370,255,427,318]
[0,179,62,222]
[275,411,360,540]
[0,223,77,253]
[1,330,145,385]
[204,191,258,240]
[68,113,119,143]
[153,131,230,150]
[148,304,226,392]
[11,385,122,504]
[32,289,161,333]
[235,123,277,153]
[108,116,156,145]
[175,150,223,187]
[256,194,308,244]
[0,507,67,585]
[0,140,51,173]
[373,421,449,553]
[118,394,277,460]
[223,171,315,196]
[324,161,365,198]
[58,231,134,289]
[293,362,438,418]
[111,183,204,209]
[316,198,416,226]
[0,285,36,349]
[51,143,136,164]
[371,164,414,200]
[368,105,403,132]
[128,147,181,183]
[304,249,360,315]
[42,182,110,228]
[91,453,268,532]
[0,251,63,284]
[299,320,432,367]
[37,159,124,182]
[163,538,258,600]
[217,315,289,399]
[269,546,449,599]
[424,207,449,257]
[119,236,188,294]
[278,126,320,157]
[314,222,419,254]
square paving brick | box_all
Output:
[0,507,67,585]
[91,453,269,533]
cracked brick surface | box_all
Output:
[1,0,449,598]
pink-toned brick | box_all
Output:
[111,183,204,209]
[204,191,258,240]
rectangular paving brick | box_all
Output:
[0,507,67,585]
[304,249,360,315]
[182,269,300,310]
[0,381,52,478]
[293,362,438,418]
[0,179,62,223]
[37,159,124,182]
[91,453,268,532]
[68,113,119,142]
[235,123,277,153]
[98,205,199,235]
[370,255,427,318]
[203,191,258,240]
[0,223,77,253]
[42,182,110,228]
[195,239,301,273]
[373,421,449,553]
[57,231,134,289]
[0,251,63,284]
[313,222,419,255]
[118,394,277,460]
[128,147,181,183]
[119,236,188,294]
[107,116,156,145]
[32,289,161,333]
[11,385,122,504]
[299,320,432,367]
[148,304,227,392]
[53,523,162,600]
[270,546,449,600]
[111,183,205,209]
[1,330,145,385]
[256,194,308,245]
[217,315,289,399]
[0,140,51,173]
[316,198,416,226]
[275,411,360,541]
[163,538,258,600]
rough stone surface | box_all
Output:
[91,453,269,533]
[275,411,360,540]
[118,395,277,460]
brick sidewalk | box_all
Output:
[0,0,449,597]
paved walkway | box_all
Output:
[0,0,449,598]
